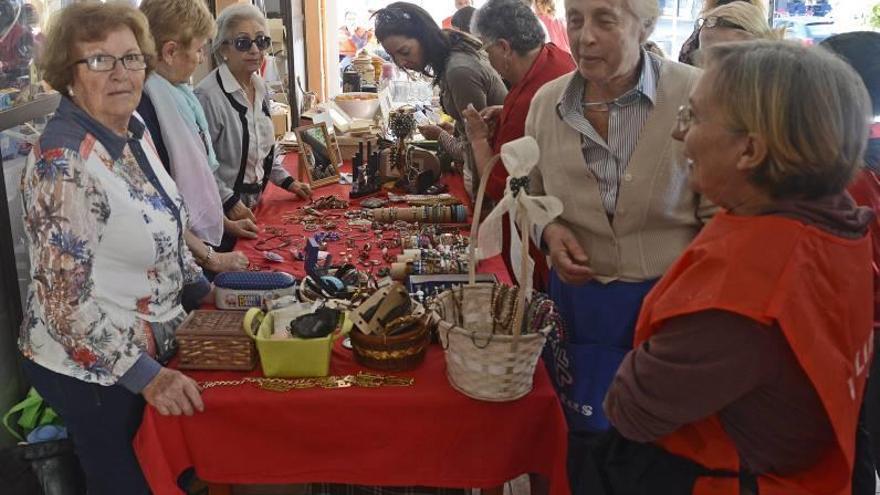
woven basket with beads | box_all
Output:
[430,147,559,402]
[176,310,257,371]
[433,284,554,401]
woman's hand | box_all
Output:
[228,200,256,222]
[288,180,312,200]
[225,217,259,239]
[479,105,503,123]
[544,223,593,285]
[143,367,204,416]
[206,251,250,272]
[462,104,490,143]
[418,124,444,140]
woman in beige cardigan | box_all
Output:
[526,0,713,487]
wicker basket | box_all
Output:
[350,317,430,371]
[434,285,552,401]
[176,310,257,371]
[431,148,555,402]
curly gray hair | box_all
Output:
[211,3,268,65]
[473,0,546,55]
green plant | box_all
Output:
[872,3,880,29]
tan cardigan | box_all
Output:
[526,60,715,283]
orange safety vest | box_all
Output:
[633,211,874,495]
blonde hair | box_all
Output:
[140,0,215,57]
[705,41,871,199]
[534,0,556,16]
[40,1,155,96]
[702,2,783,41]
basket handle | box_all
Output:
[243,308,264,340]
[468,154,502,286]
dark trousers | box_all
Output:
[21,359,150,495]
[853,341,880,495]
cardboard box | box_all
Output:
[270,102,291,138]
[214,0,247,15]
[271,110,289,139]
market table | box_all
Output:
[133,154,569,495]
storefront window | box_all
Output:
[772,0,879,45]
[0,0,57,111]
[649,0,704,59]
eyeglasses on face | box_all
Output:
[696,16,747,31]
[74,53,149,72]
[224,35,271,52]
[676,104,694,135]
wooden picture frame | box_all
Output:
[294,122,341,188]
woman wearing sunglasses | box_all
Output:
[697,2,782,52]
[195,3,310,250]
[677,0,764,66]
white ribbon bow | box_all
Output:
[476,136,563,292]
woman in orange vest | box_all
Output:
[595,41,875,495]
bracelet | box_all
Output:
[200,245,215,265]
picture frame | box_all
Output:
[294,122,341,188]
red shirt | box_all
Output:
[487,43,575,201]
[442,17,453,30]
[847,165,880,328]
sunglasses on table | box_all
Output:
[224,35,272,52]
[74,53,149,72]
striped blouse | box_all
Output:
[558,51,661,215]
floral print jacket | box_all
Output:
[19,97,201,389]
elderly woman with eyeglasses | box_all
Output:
[696,2,782,51]
[461,0,575,292]
[196,4,310,250]
[677,0,765,65]
[19,3,206,493]
[523,1,711,477]
[600,41,874,495]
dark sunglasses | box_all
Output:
[224,35,271,52]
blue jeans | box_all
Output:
[21,359,150,495]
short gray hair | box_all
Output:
[212,3,268,65]
[473,0,545,55]
[626,0,660,41]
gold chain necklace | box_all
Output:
[198,372,414,392]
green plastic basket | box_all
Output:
[243,308,350,377]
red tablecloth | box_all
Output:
[233,154,510,281]
[133,154,567,494]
